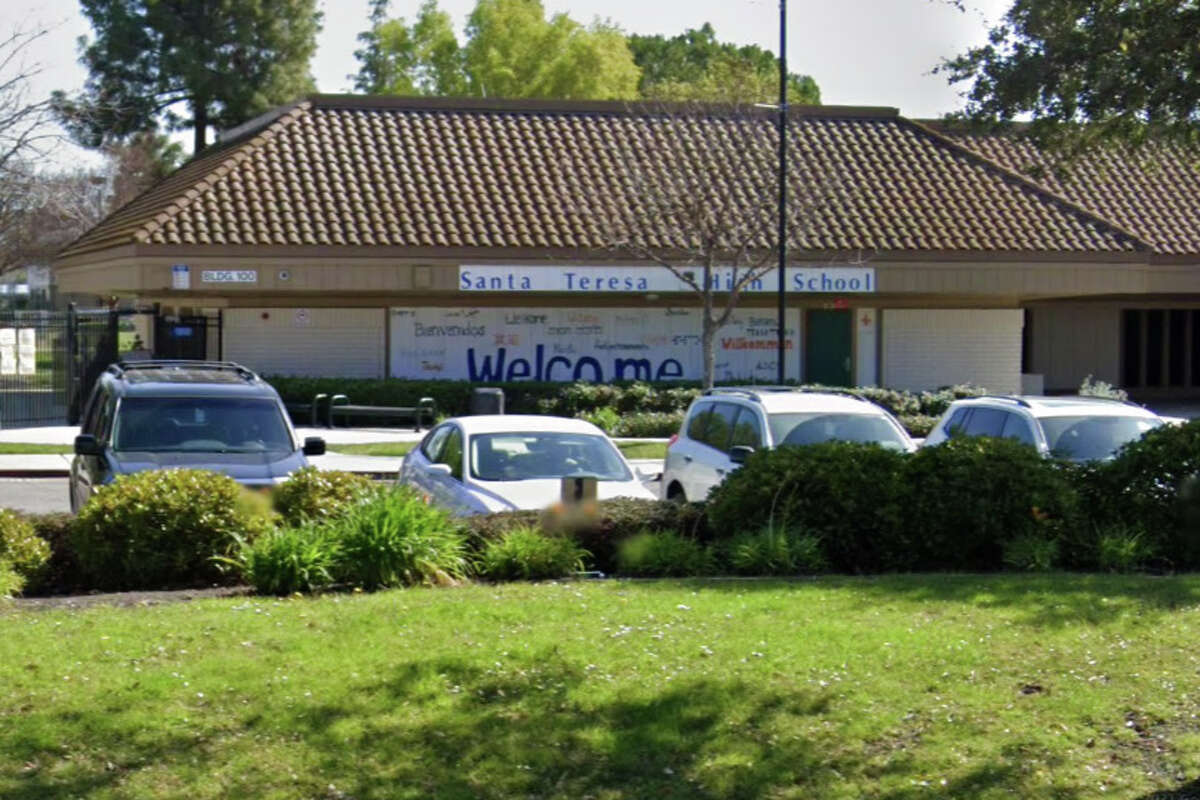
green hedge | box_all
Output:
[265,377,985,435]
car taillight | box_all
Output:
[667,433,678,447]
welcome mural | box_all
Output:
[389,307,803,383]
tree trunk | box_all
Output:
[701,318,716,390]
[192,101,209,154]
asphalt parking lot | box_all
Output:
[0,478,70,515]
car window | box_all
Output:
[1001,413,1037,446]
[1039,415,1162,461]
[685,403,713,442]
[769,412,911,452]
[944,407,970,438]
[111,397,293,452]
[421,425,451,461]
[95,393,117,444]
[699,403,739,453]
[80,386,104,436]
[439,427,464,480]
[963,408,1006,437]
[729,407,763,450]
[470,432,631,482]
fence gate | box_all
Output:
[0,305,222,427]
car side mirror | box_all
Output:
[729,445,755,464]
[302,436,326,456]
[74,434,103,456]
[428,463,453,477]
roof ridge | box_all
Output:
[133,101,312,243]
[902,117,1153,252]
[304,92,900,120]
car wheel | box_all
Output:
[666,483,687,504]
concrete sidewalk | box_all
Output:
[0,425,663,479]
[0,425,423,478]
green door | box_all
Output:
[805,310,853,386]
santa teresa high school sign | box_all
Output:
[458,265,876,293]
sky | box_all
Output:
[5,0,1012,166]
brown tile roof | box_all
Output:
[932,123,1200,257]
[58,96,1148,261]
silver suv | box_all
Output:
[923,395,1164,462]
[70,360,326,511]
[660,387,917,503]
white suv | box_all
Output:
[660,388,917,503]
[923,395,1165,462]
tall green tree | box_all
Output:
[353,0,640,100]
[629,24,820,105]
[940,0,1200,155]
[353,0,465,95]
[54,0,322,155]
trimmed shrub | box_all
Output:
[217,523,339,595]
[331,487,469,589]
[477,526,590,581]
[273,467,376,526]
[579,406,621,434]
[897,413,939,438]
[0,508,50,582]
[901,437,1080,571]
[463,498,708,574]
[22,513,82,596]
[71,470,277,590]
[1094,523,1158,573]
[610,411,685,438]
[722,524,827,576]
[1082,421,1200,569]
[1001,533,1060,572]
[0,563,21,598]
[706,443,909,573]
[615,530,715,577]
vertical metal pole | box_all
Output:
[66,302,78,424]
[776,0,788,384]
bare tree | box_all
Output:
[569,101,842,388]
[0,24,60,272]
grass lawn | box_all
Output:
[331,440,668,460]
[0,443,73,455]
[3,575,1199,799]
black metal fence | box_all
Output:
[0,305,223,427]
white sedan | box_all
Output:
[398,415,656,515]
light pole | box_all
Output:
[775,0,788,384]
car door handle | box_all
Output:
[683,455,693,462]
[716,468,725,476]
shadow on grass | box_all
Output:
[1139,778,1200,799]
[619,572,1200,628]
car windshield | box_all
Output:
[768,412,911,451]
[470,432,632,482]
[1039,414,1162,461]
[112,397,294,453]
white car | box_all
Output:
[660,387,917,503]
[922,395,1165,461]
[398,414,655,515]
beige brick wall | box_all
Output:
[882,309,1023,393]
[223,308,385,378]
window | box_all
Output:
[729,407,763,450]
[963,408,1006,438]
[421,425,451,461]
[112,397,292,452]
[470,432,631,482]
[439,427,464,480]
[95,394,117,444]
[944,408,971,438]
[1040,415,1162,461]
[768,412,910,452]
[1000,413,1036,446]
[685,403,713,442]
[699,403,739,452]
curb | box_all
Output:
[0,469,69,478]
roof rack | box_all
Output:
[974,395,1033,408]
[703,385,872,404]
[107,360,258,381]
